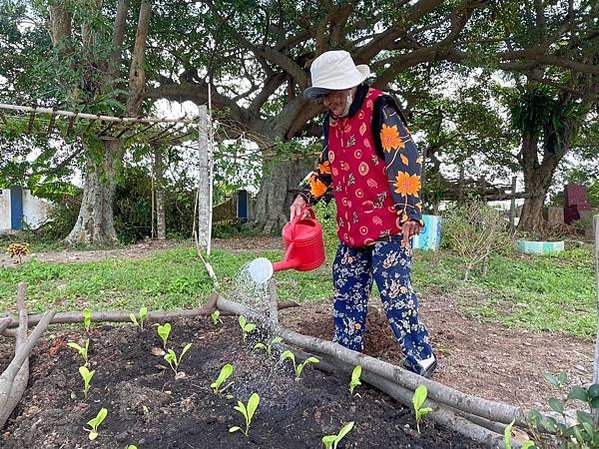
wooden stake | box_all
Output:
[593,215,599,427]
[0,283,55,428]
[510,176,517,233]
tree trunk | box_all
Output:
[518,188,547,231]
[65,141,121,246]
[153,147,166,240]
[253,157,312,234]
[518,129,559,232]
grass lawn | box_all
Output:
[0,242,596,340]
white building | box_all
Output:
[0,187,52,233]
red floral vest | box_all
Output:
[328,88,402,248]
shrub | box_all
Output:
[441,201,513,279]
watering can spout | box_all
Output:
[272,242,300,272]
[272,259,300,272]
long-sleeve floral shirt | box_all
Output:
[299,84,423,226]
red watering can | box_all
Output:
[247,207,326,283]
[273,207,326,272]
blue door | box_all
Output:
[10,186,23,230]
[237,190,248,223]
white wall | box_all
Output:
[22,189,52,229]
[0,188,53,231]
[0,189,10,230]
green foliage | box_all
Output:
[85,407,108,441]
[0,243,594,340]
[211,310,222,326]
[130,306,148,330]
[164,343,192,374]
[447,245,596,340]
[157,323,171,349]
[82,309,91,332]
[78,365,95,400]
[349,365,362,396]
[211,363,234,394]
[253,336,283,357]
[280,350,319,380]
[229,393,260,437]
[412,385,433,433]
[314,200,338,249]
[67,339,90,366]
[441,201,513,279]
[504,420,536,449]
[238,315,256,342]
[525,372,599,448]
[508,85,582,154]
[322,422,355,449]
[113,166,197,244]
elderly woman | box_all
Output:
[290,50,436,378]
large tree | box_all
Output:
[2,0,597,240]
[146,0,598,232]
[496,0,599,230]
[1,0,152,245]
[50,0,152,245]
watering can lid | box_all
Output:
[247,257,273,284]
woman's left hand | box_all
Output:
[401,220,422,248]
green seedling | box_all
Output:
[130,306,148,330]
[85,407,108,440]
[164,343,192,374]
[254,336,283,357]
[211,363,234,394]
[79,365,95,399]
[238,315,256,342]
[412,384,433,433]
[126,446,138,449]
[280,350,319,380]
[83,309,92,332]
[229,393,260,436]
[322,421,355,449]
[67,339,90,365]
[157,323,171,349]
[211,310,222,326]
[504,420,535,449]
[349,365,362,396]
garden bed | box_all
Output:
[1,316,480,448]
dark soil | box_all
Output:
[1,317,481,449]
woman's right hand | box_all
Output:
[289,195,308,221]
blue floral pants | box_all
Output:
[332,236,433,366]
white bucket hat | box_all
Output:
[304,50,370,99]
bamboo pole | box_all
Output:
[0,303,55,427]
[0,317,10,334]
[0,297,298,333]
[0,284,29,427]
[510,176,517,233]
[0,103,196,124]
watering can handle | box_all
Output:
[301,206,315,220]
[288,206,315,238]
[290,206,315,230]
